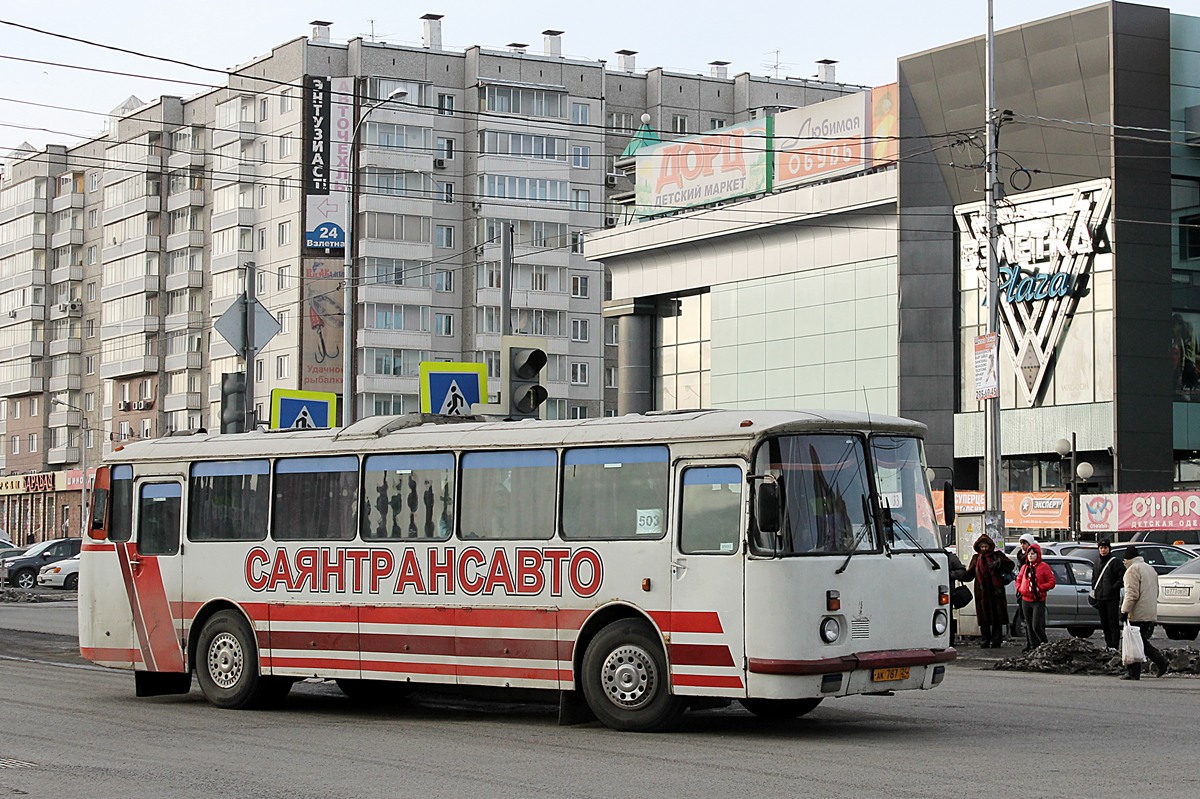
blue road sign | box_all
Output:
[270,389,338,429]
[419,362,487,416]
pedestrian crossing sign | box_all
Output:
[270,389,338,429]
[419,362,488,416]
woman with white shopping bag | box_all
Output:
[1119,546,1171,680]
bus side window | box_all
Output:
[138,483,182,556]
[110,465,134,543]
[679,466,742,555]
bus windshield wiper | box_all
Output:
[883,505,940,571]
[835,496,874,575]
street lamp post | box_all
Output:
[51,398,88,539]
[341,86,408,427]
[1055,434,1094,541]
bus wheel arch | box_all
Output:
[577,608,682,732]
[191,602,288,709]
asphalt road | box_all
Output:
[2,599,1198,799]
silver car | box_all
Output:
[1007,555,1102,639]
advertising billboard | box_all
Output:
[634,120,769,217]
[774,91,870,189]
[303,76,355,250]
[300,257,346,392]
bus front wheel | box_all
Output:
[581,619,682,732]
[739,697,823,720]
[196,610,273,709]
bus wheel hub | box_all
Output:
[601,645,657,709]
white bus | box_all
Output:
[79,409,955,732]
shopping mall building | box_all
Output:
[589,1,1200,535]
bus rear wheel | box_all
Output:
[196,610,272,709]
[739,697,823,720]
[581,619,682,732]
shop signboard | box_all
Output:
[303,76,355,250]
[774,91,869,188]
[635,120,769,217]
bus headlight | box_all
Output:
[932,609,949,637]
[819,617,841,644]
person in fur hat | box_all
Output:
[962,533,1014,648]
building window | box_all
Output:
[572,103,589,126]
[569,405,588,420]
[86,319,95,337]
[571,189,590,212]
[276,355,289,379]
[279,135,293,158]
[571,146,591,169]
[709,118,726,129]
[85,355,96,374]
[438,93,455,115]
[30,397,38,416]
[279,309,290,333]
[571,274,589,298]
[436,225,454,249]
[435,313,454,337]
[280,88,294,114]
[142,419,152,439]
[570,362,589,385]
[277,264,289,290]
[570,231,584,254]
[87,282,97,301]
[1182,214,1200,261]
[259,97,268,121]
[438,181,454,203]
[258,185,268,207]
[255,359,264,382]
[672,114,689,134]
[435,270,453,292]
[87,209,98,229]
[605,366,617,388]
[571,318,589,342]
[277,221,291,246]
[28,434,37,453]
[279,178,291,202]
[257,227,266,251]
[87,246,97,265]
[608,111,635,133]
[436,137,455,160]
[10,436,18,455]
[606,322,618,346]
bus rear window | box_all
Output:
[561,446,668,540]
[362,453,455,540]
[273,456,358,541]
[188,460,269,542]
[460,450,556,540]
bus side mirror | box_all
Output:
[756,482,780,534]
[942,481,955,526]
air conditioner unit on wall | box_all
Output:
[605,175,618,188]
[604,217,617,228]
[57,303,69,312]
[136,399,155,411]
[68,300,82,313]
[433,158,446,169]
[117,401,131,411]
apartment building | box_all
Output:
[0,13,853,542]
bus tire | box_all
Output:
[581,619,682,732]
[196,610,266,709]
[739,697,822,720]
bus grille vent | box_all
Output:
[850,618,870,639]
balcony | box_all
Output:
[212,160,257,187]
[102,195,162,225]
[0,340,44,361]
[211,207,256,231]
[100,355,159,379]
[2,304,45,325]
[163,391,202,412]
[50,192,84,213]
[101,235,161,263]
[49,408,82,428]
[100,315,159,339]
[212,120,256,149]
[165,230,205,251]
[164,351,203,372]
[48,300,83,321]
[101,272,160,302]
[165,269,204,293]
[164,310,203,332]
[47,446,81,465]
[0,233,46,260]
[48,336,82,357]
[49,373,82,393]
[166,150,206,170]
[48,264,85,284]
[0,376,44,395]
[210,250,253,274]
[166,190,206,212]
[50,228,84,249]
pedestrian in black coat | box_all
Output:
[1092,538,1125,650]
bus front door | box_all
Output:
[126,480,186,673]
[669,463,747,697]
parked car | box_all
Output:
[0,545,26,562]
[1130,529,1200,547]
[0,538,82,590]
[1003,541,1073,559]
[1157,558,1200,641]
[1074,542,1198,576]
[1007,555,1101,639]
[37,554,80,590]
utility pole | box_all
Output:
[983,0,1005,543]
[244,261,256,429]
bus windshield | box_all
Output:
[870,435,940,551]
[751,434,877,556]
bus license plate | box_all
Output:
[872,666,910,682]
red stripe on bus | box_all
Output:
[115,543,155,670]
[261,656,360,671]
[268,630,380,654]
[668,643,736,668]
[647,610,724,634]
[274,630,568,664]
[671,673,744,689]
[129,554,186,672]
[80,646,143,663]
[82,542,115,552]
[269,604,360,623]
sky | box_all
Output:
[2,0,1200,153]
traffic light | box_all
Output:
[220,372,247,433]
[501,335,548,420]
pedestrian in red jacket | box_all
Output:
[1016,543,1057,651]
